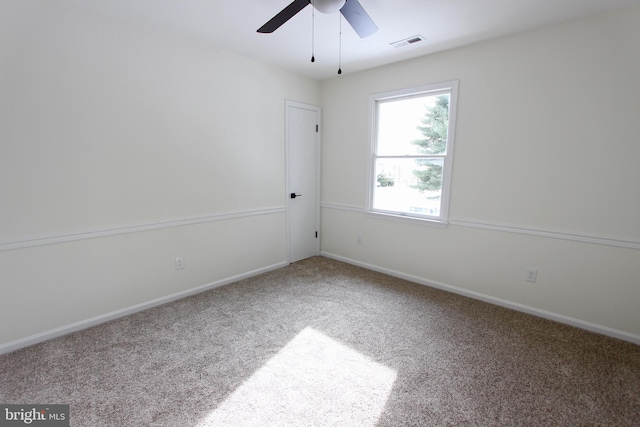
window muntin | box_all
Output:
[369,81,458,222]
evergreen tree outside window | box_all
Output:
[368,81,458,223]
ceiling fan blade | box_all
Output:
[257,0,310,33]
[340,0,378,38]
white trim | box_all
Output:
[365,211,448,228]
[367,80,459,222]
[322,202,447,227]
[320,202,365,213]
[0,261,288,355]
[320,252,640,345]
[320,203,640,250]
[448,218,640,250]
[0,207,286,252]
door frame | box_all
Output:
[285,100,321,264]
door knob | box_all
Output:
[290,193,302,199]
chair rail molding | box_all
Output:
[320,203,640,250]
[0,207,286,252]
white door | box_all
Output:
[286,101,320,263]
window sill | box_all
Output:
[365,210,449,228]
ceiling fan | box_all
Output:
[258,0,378,38]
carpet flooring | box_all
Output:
[1,256,639,426]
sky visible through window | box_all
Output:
[377,95,437,156]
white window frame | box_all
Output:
[367,80,459,225]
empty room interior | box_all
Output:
[1,0,639,425]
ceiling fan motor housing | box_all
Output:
[313,0,347,14]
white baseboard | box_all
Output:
[4,254,637,355]
[0,261,289,355]
[321,251,640,346]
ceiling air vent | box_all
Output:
[390,35,426,49]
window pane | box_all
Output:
[377,93,450,156]
[373,158,444,217]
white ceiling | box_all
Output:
[58,0,638,80]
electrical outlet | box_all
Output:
[525,268,537,283]
[175,257,185,270]
[356,235,363,245]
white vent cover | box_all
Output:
[390,35,426,48]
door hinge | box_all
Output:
[315,231,318,238]
[316,124,319,132]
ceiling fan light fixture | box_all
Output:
[313,0,346,14]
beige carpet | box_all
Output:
[1,256,639,426]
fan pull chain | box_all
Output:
[311,1,315,62]
[338,14,342,74]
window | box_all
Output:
[368,81,458,223]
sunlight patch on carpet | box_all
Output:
[196,327,397,426]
